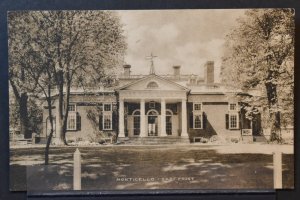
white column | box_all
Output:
[140,99,146,137]
[118,98,125,137]
[181,99,188,137]
[160,98,167,136]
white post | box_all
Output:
[118,98,125,137]
[73,148,81,190]
[273,151,282,189]
[140,99,146,137]
[161,98,167,136]
[181,99,188,137]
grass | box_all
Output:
[10,145,294,191]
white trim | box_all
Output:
[68,104,77,112]
[146,81,159,89]
[228,103,238,111]
[67,112,77,130]
[132,109,141,116]
[166,109,173,116]
[229,113,239,129]
[103,103,112,112]
[193,113,203,129]
[103,113,112,130]
[147,109,159,116]
[103,102,113,130]
[193,102,202,111]
[192,102,203,129]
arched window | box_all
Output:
[147,81,159,89]
[147,109,159,116]
[166,109,173,116]
[132,109,141,116]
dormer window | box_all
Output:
[147,81,158,89]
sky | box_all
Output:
[117,9,245,82]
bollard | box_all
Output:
[73,148,81,190]
[273,151,282,189]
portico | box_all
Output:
[116,75,190,138]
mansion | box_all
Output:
[42,61,260,144]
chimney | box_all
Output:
[204,61,214,84]
[123,64,131,77]
[173,65,181,78]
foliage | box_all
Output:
[221,9,294,141]
[8,11,126,145]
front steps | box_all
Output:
[253,136,268,142]
[120,137,190,145]
[242,135,269,143]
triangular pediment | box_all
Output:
[117,74,189,91]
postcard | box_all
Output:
[8,9,294,192]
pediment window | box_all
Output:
[147,81,159,89]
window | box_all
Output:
[133,109,140,135]
[147,81,158,89]
[67,104,77,130]
[229,103,238,111]
[149,101,155,109]
[194,103,202,111]
[166,109,173,135]
[103,103,112,130]
[166,116,172,135]
[227,103,239,129]
[67,112,77,130]
[193,102,203,129]
[194,114,203,129]
[133,116,140,135]
[229,113,239,129]
[68,104,76,112]
[104,103,112,111]
[103,114,112,130]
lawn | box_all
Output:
[10,144,294,191]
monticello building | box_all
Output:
[42,61,261,144]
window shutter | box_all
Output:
[189,112,193,129]
[225,114,229,129]
[112,111,118,131]
[99,113,103,131]
[76,112,81,131]
[187,102,194,128]
[203,112,207,129]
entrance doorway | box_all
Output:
[147,109,159,136]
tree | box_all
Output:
[221,9,294,141]
[33,11,126,145]
[8,11,126,163]
[9,11,126,146]
[8,11,36,139]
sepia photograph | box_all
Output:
[8,9,294,192]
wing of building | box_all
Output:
[41,61,263,144]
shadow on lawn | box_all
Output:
[9,147,294,191]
